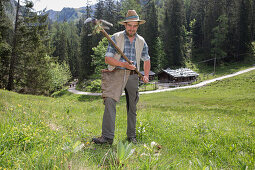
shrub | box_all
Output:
[76,79,102,93]
[48,61,72,93]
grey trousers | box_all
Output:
[102,74,139,139]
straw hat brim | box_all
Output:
[119,20,146,25]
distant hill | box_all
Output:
[46,6,95,23]
[3,0,96,24]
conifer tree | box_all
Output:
[3,0,60,94]
[6,0,20,90]
[51,22,68,63]
[162,0,184,67]
[104,0,117,34]
[238,0,252,60]
[67,22,80,78]
[141,0,159,71]
[211,15,228,61]
[0,0,12,88]
[16,1,54,94]
[79,0,96,79]
[115,0,122,32]
[94,0,105,20]
[120,0,142,18]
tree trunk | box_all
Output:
[7,0,20,90]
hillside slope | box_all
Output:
[0,70,254,169]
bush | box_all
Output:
[76,79,102,93]
[86,79,101,92]
[48,61,72,93]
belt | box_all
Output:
[130,70,137,75]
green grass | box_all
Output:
[1,70,255,169]
[186,55,255,83]
[139,82,158,92]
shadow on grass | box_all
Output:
[51,89,103,102]
[78,95,102,102]
[51,88,72,98]
[81,142,115,168]
[77,95,128,103]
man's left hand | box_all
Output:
[142,76,149,83]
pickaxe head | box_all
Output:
[84,18,113,36]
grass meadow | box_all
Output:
[0,70,254,169]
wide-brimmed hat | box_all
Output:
[119,10,146,25]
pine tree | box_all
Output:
[162,0,184,67]
[94,0,105,20]
[67,22,80,78]
[51,22,68,63]
[115,0,122,32]
[104,0,117,34]
[3,0,59,94]
[6,0,21,90]
[238,0,252,60]
[141,0,159,71]
[162,9,171,66]
[211,15,228,61]
[79,1,96,79]
[252,0,255,40]
[17,1,54,94]
[120,0,142,18]
[154,37,166,72]
[0,0,12,88]
[190,0,206,55]
[223,0,239,60]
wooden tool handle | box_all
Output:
[101,29,143,79]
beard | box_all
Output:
[126,30,136,37]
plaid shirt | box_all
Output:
[105,31,150,69]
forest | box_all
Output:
[0,0,254,95]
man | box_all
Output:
[92,10,151,145]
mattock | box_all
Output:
[84,18,143,79]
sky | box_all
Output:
[31,0,96,11]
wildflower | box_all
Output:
[151,141,158,148]
[18,104,22,107]
[143,144,152,151]
[140,152,149,156]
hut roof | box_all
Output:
[160,68,199,78]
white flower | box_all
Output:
[150,141,158,148]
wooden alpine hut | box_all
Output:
[157,68,199,83]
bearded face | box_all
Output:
[125,21,139,38]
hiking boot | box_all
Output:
[92,136,113,145]
[127,137,138,144]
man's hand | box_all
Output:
[142,76,149,83]
[122,62,136,70]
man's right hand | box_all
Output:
[122,62,136,70]
[142,76,149,83]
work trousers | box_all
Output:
[102,74,139,139]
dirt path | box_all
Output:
[68,66,255,96]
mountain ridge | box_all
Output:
[45,6,96,22]
[3,0,95,23]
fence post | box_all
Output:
[214,55,216,74]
